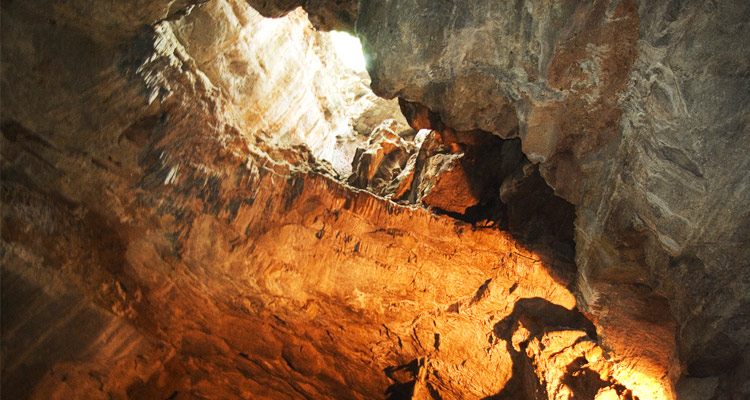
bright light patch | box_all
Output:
[329,31,367,72]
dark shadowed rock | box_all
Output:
[2,0,749,398]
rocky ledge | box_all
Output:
[2,0,749,399]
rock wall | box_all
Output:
[354,0,750,396]
[2,0,749,399]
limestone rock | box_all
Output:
[347,119,417,197]
[246,0,357,31]
[411,135,468,213]
[348,104,516,217]
[353,0,750,395]
[1,1,579,398]
[395,100,511,216]
[2,0,749,399]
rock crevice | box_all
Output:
[2,0,749,399]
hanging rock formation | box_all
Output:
[355,0,750,397]
[2,0,749,399]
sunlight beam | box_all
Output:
[329,31,367,72]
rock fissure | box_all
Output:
[2,0,749,399]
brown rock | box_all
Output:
[0,2,581,398]
[2,0,749,399]
[347,119,417,196]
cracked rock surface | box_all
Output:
[2,0,749,399]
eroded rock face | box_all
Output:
[2,0,749,399]
[246,0,357,31]
[1,1,582,399]
[352,0,750,396]
[347,119,416,197]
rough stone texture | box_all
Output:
[347,119,417,197]
[354,0,750,397]
[2,0,749,399]
[165,1,408,177]
[348,99,562,233]
[246,0,357,31]
[397,112,507,216]
[0,1,596,399]
[393,99,576,264]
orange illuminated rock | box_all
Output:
[347,119,416,196]
[1,2,583,398]
[3,0,748,399]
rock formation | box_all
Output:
[2,0,749,399]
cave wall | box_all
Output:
[1,0,589,398]
[352,0,750,394]
[2,0,750,399]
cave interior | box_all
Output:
[1,0,749,399]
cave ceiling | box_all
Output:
[1,0,749,399]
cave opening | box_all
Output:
[328,30,367,72]
[4,0,746,398]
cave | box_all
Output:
[1,0,749,399]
